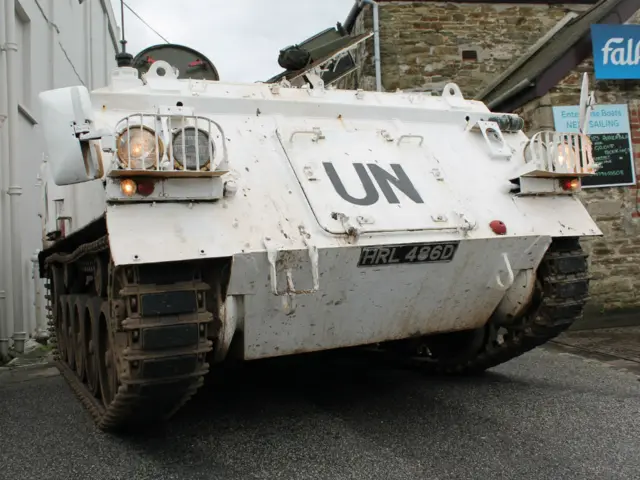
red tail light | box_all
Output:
[136,180,155,196]
[560,178,580,192]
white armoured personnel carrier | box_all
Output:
[37,36,601,432]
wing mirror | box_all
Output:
[39,86,109,186]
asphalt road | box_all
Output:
[1,345,639,480]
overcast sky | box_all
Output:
[109,0,354,82]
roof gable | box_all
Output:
[477,0,639,112]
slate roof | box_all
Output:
[476,0,639,112]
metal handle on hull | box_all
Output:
[397,134,424,146]
[490,252,515,291]
[289,128,325,143]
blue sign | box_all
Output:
[591,24,640,80]
[553,104,630,135]
[552,104,636,188]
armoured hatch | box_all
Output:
[275,118,473,236]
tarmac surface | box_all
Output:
[1,341,639,480]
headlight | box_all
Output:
[555,141,576,166]
[172,127,214,171]
[116,126,164,170]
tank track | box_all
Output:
[382,237,590,375]
[43,235,215,432]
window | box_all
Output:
[462,50,478,62]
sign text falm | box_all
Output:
[601,38,640,66]
[591,24,640,80]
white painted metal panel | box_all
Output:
[275,117,472,235]
[512,195,602,237]
[238,235,546,359]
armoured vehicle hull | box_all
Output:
[37,58,600,432]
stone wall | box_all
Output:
[335,8,369,91]
[516,57,640,316]
[516,8,640,316]
[339,1,594,96]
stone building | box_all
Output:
[345,0,615,95]
[339,0,640,325]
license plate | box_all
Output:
[357,241,459,267]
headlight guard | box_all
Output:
[116,125,165,170]
[170,126,216,171]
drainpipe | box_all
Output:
[31,251,48,341]
[0,0,11,359]
[84,0,93,89]
[4,0,26,354]
[359,0,382,92]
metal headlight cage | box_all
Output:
[170,126,216,172]
[112,112,227,175]
[116,124,165,170]
[523,131,597,177]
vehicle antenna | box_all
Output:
[115,0,134,67]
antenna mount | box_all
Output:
[578,73,596,135]
[116,0,133,68]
